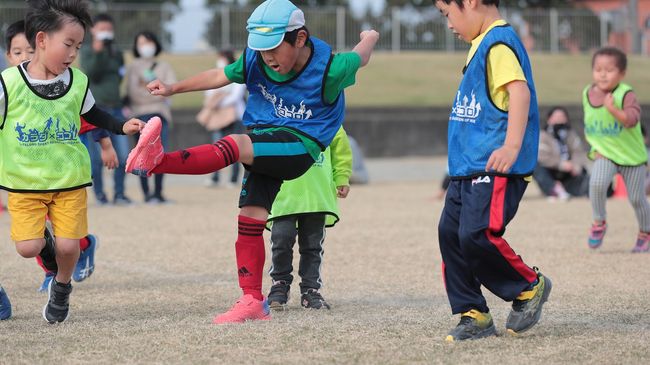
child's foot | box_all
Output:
[506,270,552,335]
[212,294,271,324]
[445,309,497,342]
[588,222,607,249]
[301,289,331,310]
[125,117,164,177]
[267,281,290,311]
[73,234,98,282]
[38,272,56,293]
[0,285,12,320]
[632,232,650,253]
[42,278,72,323]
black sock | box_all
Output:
[39,230,58,272]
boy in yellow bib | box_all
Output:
[0,0,144,323]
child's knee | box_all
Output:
[15,239,44,258]
[54,238,80,257]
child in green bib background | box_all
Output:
[266,127,352,311]
[584,46,650,253]
[0,0,144,324]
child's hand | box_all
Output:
[485,145,519,173]
[360,30,380,42]
[604,93,616,112]
[122,118,146,135]
[147,79,173,97]
[337,185,350,198]
[99,141,118,170]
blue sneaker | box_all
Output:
[0,285,11,320]
[38,272,56,293]
[73,235,98,282]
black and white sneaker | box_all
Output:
[42,279,72,323]
[301,289,330,310]
[267,281,290,311]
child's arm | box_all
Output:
[98,136,118,169]
[353,30,380,67]
[82,106,145,135]
[485,80,530,173]
[148,68,232,97]
[604,91,641,128]
[331,128,353,198]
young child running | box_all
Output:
[433,0,551,341]
[126,0,378,324]
[584,47,650,253]
[266,127,352,311]
[0,0,144,323]
[4,19,116,294]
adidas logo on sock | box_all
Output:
[238,266,252,277]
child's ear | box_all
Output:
[296,30,308,48]
[35,31,47,49]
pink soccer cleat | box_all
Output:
[125,117,164,177]
[212,294,271,324]
[632,232,650,253]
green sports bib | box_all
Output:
[0,66,91,192]
[583,83,647,166]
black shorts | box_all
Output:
[238,128,316,211]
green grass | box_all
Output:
[158,52,650,109]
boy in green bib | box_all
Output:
[0,0,144,323]
[266,127,352,310]
[584,47,650,253]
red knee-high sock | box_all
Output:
[236,215,266,301]
[79,236,89,251]
[151,136,239,175]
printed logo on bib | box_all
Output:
[585,119,623,137]
[15,117,79,145]
[451,90,482,124]
[258,83,313,120]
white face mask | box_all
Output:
[215,59,228,69]
[95,31,114,41]
[138,44,156,58]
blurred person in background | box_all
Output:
[80,13,132,205]
[125,31,176,203]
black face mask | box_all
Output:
[548,123,570,138]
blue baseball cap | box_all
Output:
[246,0,306,51]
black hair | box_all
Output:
[24,0,92,49]
[546,106,570,122]
[592,46,627,72]
[283,26,310,46]
[434,0,499,8]
[92,13,114,25]
[5,20,26,51]
[132,30,162,58]
[218,49,236,64]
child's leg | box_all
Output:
[589,158,618,223]
[52,238,80,283]
[269,216,298,285]
[296,214,327,293]
[438,180,488,314]
[620,165,650,232]
[457,176,537,302]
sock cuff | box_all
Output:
[215,136,240,165]
[238,215,266,236]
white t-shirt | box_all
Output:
[0,63,95,120]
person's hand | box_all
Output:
[559,160,574,173]
[100,145,118,170]
[147,79,174,97]
[122,118,146,135]
[604,93,616,113]
[337,185,350,198]
[485,145,519,173]
[360,30,379,42]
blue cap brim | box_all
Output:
[248,32,285,51]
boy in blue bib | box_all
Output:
[126,0,379,324]
[434,0,551,341]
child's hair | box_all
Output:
[434,0,500,8]
[92,12,114,25]
[25,0,92,49]
[4,20,25,51]
[132,30,162,58]
[592,46,627,72]
[283,26,310,46]
[546,106,570,122]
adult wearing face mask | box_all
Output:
[80,13,133,205]
[125,31,176,203]
[533,106,590,200]
[197,49,247,187]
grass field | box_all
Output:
[1,164,649,364]
[157,51,650,109]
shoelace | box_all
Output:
[457,315,475,326]
[50,284,71,308]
